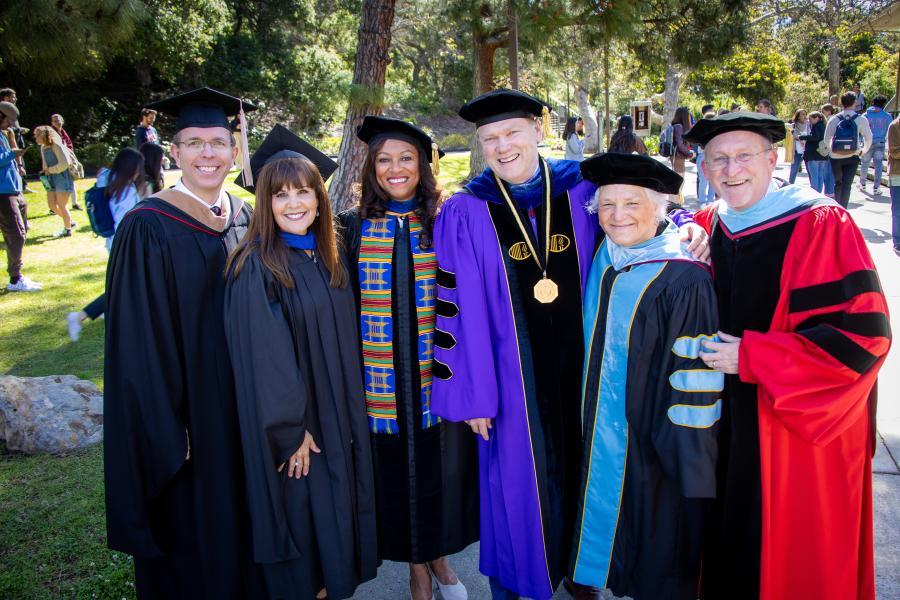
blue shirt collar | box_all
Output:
[386,197,419,214]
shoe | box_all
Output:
[55,228,72,238]
[873,187,882,196]
[563,577,602,599]
[857,182,866,192]
[427,565,466,600]
[72,204,82,210]
[7,276,42,292]
[67,312,83,342]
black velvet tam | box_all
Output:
[356,116,444,162]
[682,111,787,146]
[458,88,545,128]
[580,152,683,195]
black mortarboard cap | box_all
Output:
[459,88,546,128]
[235,124,337,192]
[682,111,787,146]
[356,116,445,162]
[145,87,256,132]
[580,152,683,195]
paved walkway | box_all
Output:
[353,155,900,599]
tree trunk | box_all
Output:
[329,0,398,212]
[827,42,841,97]
[662,55,690,126]
[467,30,502,179]
[507,0,519,90]
[575,62,599,155]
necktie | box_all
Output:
[210,205,221,216]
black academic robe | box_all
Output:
[103,194,265,598]
[340,208,479,564]
[224,248,378,600]
[570,247,720,600]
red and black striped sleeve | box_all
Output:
[738,206,891,446]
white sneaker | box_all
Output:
[67,312,83,342]
[7,276,42,292]
[873,187,882,196]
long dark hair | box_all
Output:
[359,138,442,249]
[139,142,164,194]
[608,115,637,154]
[672,106,692,130]
[226,156,347,289]
[106,148,144,203]
[562,116,579,139]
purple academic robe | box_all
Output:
[432,161,598,600]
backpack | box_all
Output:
[85,184,115,237]
[659,125,674,157]
[831,113,859,153]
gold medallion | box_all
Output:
[533,277,559,303]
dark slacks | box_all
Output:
[830,156,860,208]
[0,193,28,283]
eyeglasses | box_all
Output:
[706,147,773,171]
[176,138,232,152]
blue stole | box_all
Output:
[716,180,837,234]
[573,223,702,586]
[279,231,317,250]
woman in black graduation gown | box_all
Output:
[224,125,377,600]
[339,117,478,600]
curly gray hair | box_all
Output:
[587,185,669,221]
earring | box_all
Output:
[316,210,319,217]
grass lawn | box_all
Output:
[0,149,562,597]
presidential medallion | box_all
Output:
[533,277,559,303]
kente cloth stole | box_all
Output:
[359,209,439,434]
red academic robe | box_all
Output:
[696,202,890,600]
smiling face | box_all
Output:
[701,130,777,212]
[170,126,237,202]
[374,138,420,201]
[477,117,542,184]
[271,181,318,236]
[595,184,662,247]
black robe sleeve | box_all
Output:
[650,266,721,499]
[103,212,187,558]
[224,255,309,563]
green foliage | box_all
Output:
[439,133,472,150]
[0,0,145,85]
[690,41,792,109]
[79,143,119,172]
[782,72,830,115]
[643,134,659,155]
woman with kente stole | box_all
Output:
[340,116,478,600]
[571,153,721,600]
[224,125,377,600]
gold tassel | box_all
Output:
[784,123,794,165]
[431,143,441,176]
[238,103,252,188]
[541,106,552,138]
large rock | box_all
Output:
[0,375,103,454]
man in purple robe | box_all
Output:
[432,89,707,600]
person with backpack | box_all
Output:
[824,91,873,208]
[66,147,144,341]
[859,95,892,196]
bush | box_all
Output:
[439,133,471,151]
[79,143,117,173]
[22,145,41,175]
[643,134,660,156]
[315,136,342,156]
